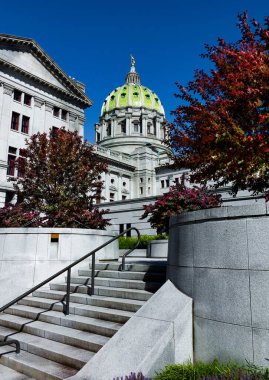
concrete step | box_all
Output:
[49,283,153,301]
[0,363,33,379]
[0,345,77,379]
[4,305,123,337]
[66,276,163,291]
[78,268,166,281]
[0,314,109,352]
[90,262,166,273]
[20,293,144,312]
[119,249,147,258]
[0,325,94,370]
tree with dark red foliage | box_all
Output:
[141,184,221,234]
[166,12,269,199]
[11,128,109,229]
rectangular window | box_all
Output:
[122,195,127,200]
[140,178,143,183]
[119,224,124,234]
[107,124,111,136]
[11,112,20,131]
[21,116,30,134]
[121,123,126,134]
[51,126,59,138]
[61,110,68,121]
[126,223,131,237]
[134,123,139,132]
[174,177,179,184]
[17,150,26,178]
[161,180,165,188]
[140,187,143,195]
[148,187,151,195]
[13,90,22,102]
[166,179,170,187]
[110,192,115,202]
[53,107,60,117]
[5,191,15,205]
[24,94,32,106]
[7,147,17,176]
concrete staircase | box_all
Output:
[0,260,166,379]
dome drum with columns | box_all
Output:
[95,56,168,155]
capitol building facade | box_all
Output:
[0,34,257,235]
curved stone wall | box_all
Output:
[167,204,269,366]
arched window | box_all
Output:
[121,120,126,134]
[107,124,111,136]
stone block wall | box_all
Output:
[167,204,269,366]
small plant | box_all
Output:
[114,372,152,380]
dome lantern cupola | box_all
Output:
[125,55,141,85]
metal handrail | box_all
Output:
[0,339,20,356]
[0,227,140,317]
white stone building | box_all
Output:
[0,34,92,206]
[94,58,188,234]
[0,35,259,234]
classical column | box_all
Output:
[0,83,13,163]
[156,117,161,139]
[126,115,131,135]
[32,97,45,134]
[78,115,85,138]
[44,102,53,133]
[142,116,147,136]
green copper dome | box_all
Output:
[101,57,164,116]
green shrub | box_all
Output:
[118,234,168,249]
[153,360,269,380]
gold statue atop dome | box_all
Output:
[131,54,135,67]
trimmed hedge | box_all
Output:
[119,234,168,250]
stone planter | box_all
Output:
[0,228,118,308]
[167,204,269,366]
[147,239,168,258]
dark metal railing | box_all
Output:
[0,227,140,317]
[0,339,20,356]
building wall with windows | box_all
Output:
[0,34,92,206]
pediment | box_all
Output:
[0,48,67,90]
[0,34,92,106]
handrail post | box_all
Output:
[91,252,95,296]
[65,268,71,316]
[122,255,125,271]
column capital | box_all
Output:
[3,83,13,96]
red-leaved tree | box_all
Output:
[11,129,109,229]
[141,184,222,234]
[166,12,269,199]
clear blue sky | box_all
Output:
[1,0,268,142]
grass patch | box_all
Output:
[119,234,168,249]
[153,360,269,380]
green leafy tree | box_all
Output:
[13,128,109,228]
[166,13,269,199]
